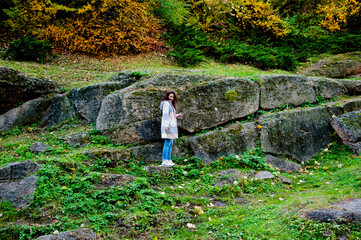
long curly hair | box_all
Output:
[161,90,177,109]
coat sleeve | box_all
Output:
[162,102,170,128]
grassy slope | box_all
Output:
[0,53,289,89]
[0,54,360,239]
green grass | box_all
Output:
[0,54,360,239]
[0,118,360,239]
[0,52,290,90]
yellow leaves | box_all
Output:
[230,0,288,37]
[317,0,361,32]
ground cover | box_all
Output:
[0,54,360,239]
[0,53,289,90]
[0,117,360,239]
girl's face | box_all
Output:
[168,93,175,101]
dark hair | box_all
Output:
[162,90,177,109]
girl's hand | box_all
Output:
[176,113,182,118]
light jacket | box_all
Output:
[160,100,178,139]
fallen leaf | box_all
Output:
[187,223,197,229]
[194,206,204,215]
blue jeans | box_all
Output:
[162,139,173,160]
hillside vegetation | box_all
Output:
[1,0,361,238]
[0,55,361,239]
[1,0,361,70]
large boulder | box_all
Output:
[0,160,40,182]
[0,175,38,208]
[308,77,347,99]
[0,97,52,132]
[331,110,361,143]
[86,141,186,164]
[337,79,361,96]
[260,107,333,162]
[0,67,58,115]
[96,74,259,144]
[265,154,301,173]
[342,98,361,113]
[260,75,317,110]
[186,122,258,164]
[177,77,259,132]
[108,70,148,88]
[68,82,125,123]
[40,94,77,127]
[305,198,361,223]
[29,142,52,153]
[300,52,361,78]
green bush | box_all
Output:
[165,25,298,70]
[2,35,54,62]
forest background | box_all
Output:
[0,0,361,70]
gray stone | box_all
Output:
[29,142,51,153]
[131,142,163,162]
[0,67,58,115]
[214,169,249,187]
[177,77,259,132]
[0,97,53,132]
[278,176,292,184]
[343,141,361,154]
[85,149,132,167]
[265,155,301,173]
[187,122,258,164]
[260,107,333,162]
[254,171,275,180]
[305,209,354,223]
[331,110,361,142]
[308,77,347,99]
[102,120,161,145]
[333,198,361,223]
[343,98,361,113]
[0,175,38,208]
[260,75,317,110]
[36,228,97,240]
[108,70,148,88]
[0,160,40,182]
[96,74,259,143]
[65,132,90,147]
[301,52,361,78]
[326,104,344,117]
[144,165,173,173]
[40,94,77,127]
[337,79,361,96]
[68,82,124,123]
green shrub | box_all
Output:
[165,25,298,70]
[2,35,54,62]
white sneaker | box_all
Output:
[161,160,175,167]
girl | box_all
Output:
[160,90,182,167]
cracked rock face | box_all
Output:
[0,67,58,115]
[0,161,40,208]
[260,75,317,110]
[260,107,333,162]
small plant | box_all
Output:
[2,35,54,62]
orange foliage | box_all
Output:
[34,0,163,55]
